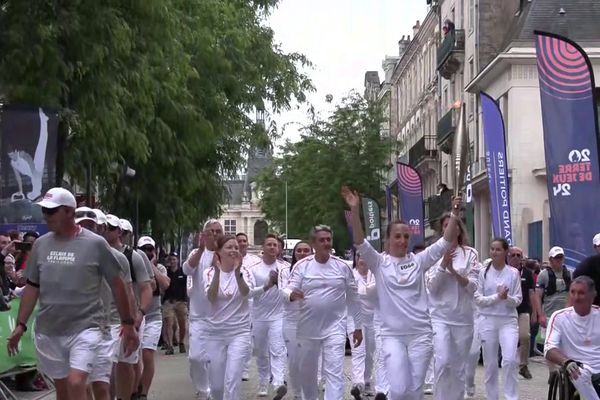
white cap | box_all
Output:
[75,207,97,224]
[549,246,565,258]
[37,187,77,209]
[593,233,600,247]
[106,214,121,228]
[93,209,107,225]
[138,236,155,248]
[120,219,133,232]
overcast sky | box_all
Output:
[268,0,428,147]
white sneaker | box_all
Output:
[258,384,268,397]
[465,386,475,398]
[423,384,433,395]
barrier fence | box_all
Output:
[0,299,37,375]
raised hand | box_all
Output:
[341,186,360,208]
[451,196,463,214]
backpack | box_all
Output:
[543,266,571,297]
[123,246,136,283]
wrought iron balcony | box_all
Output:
[437,108,455,154]
[437,29,465,79]
[408,136,438,168]
[426,190,453,227]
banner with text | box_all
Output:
[360,196,381,252]
[535,31,600,267]
[0,106,58,233]
[481,92,513,245]
[396,162,424,251]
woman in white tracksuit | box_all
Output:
[203,235,273,400]
[474,238,522,400]
[279,241,312,400]
[348,252,376,396]
[343,187,462,400]
[425,213,480,400]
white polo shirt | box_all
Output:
[545,306,600,373]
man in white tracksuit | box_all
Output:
[343,187,462,400]
[425,214,480,400]
[248,234,288,396]
[283,225,364,400]
[183,219,223,400]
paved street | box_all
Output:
[20,352,553,399]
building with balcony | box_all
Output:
[464,0,600,260]
[390,10,440,238]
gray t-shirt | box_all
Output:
[537,267,570,317]
[25,229,122,336]
[146,264,167,323]
[120,247,150,302]
[136,250,161,322]
[100,248,132,326]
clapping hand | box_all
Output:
[498,286,509,300]
[265,270,278,289]
[441,248,455,271]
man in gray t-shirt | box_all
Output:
[105,214,152,400]
[536,246,572,327]
[6,188,137,400]
[137,235,171,397]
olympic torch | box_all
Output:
[452,101,469,198]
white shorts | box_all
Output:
[111,318,145,364]
[34,327,103,380]
[89,331,115,383]
[142,320,162,350]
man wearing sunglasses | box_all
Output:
[6,187,138,400]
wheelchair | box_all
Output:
[548,367,600,400]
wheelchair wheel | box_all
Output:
[548,371,560,400]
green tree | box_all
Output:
[256,92,389,252]
[0,0,311,240]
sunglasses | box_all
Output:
[510,253,523,258]
[75,211,96,219]
[42,207,62,215]
[140,246,154,252]
[313,224,332,233]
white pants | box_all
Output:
[432,322,473,400]
[382,333,432,400]
[205,334,251,400]
[571,365,600,400]
[465,315,481,390]
[480,315,519,400]
[424,360,434,386]
[283,321,301,398]
[112,319,145,364]
[252,319,286,386]
[373,313,390,395]
[189,320,209,397]
[347,321,375,386]
[298,333,346,400]
[89,331,114,383]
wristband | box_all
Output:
[17,321,27,332]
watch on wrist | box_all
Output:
[17,321,27,332]
[121,318,135,326]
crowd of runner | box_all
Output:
[4,186,600,400]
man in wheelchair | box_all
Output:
[545,276,600,400]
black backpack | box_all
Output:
[544,266,571,297]
[123,246,136,283]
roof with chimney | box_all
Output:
[505,0,600,48]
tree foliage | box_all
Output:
[256,93,389,252]
[0,0,311,239]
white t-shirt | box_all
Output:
[202,266,255,338]
[183,249,214,322]
[242,253,261,267]
[249,259,286,322]
[357,237,451,336]
[355,269,376,319]
[474,264,522,318]
[426,246,480,326]
[279,264,300,325]
[545,306,600,373]
[282,255,363,340]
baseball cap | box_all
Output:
[75,207,97,224]
[93,209,107,225]
[120,219,133,232]
[549,246,565,258]
[37,187,77,209]
[593,233,600,247]
[106,214,121,228]
[138,236,155,249]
